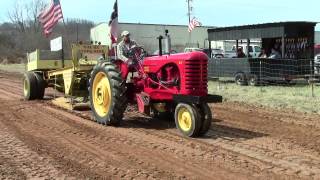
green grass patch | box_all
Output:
[0,64,26,74]
[208,81,320,114]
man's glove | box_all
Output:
[127,58,136,66]
[127,59,133,66]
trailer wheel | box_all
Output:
[235,73,247,86]
[175,103,202,137]
[198,103,212,136]
[23,72,38,100]
[89,62,127,126]
[249,74,260,86]
[34,73,46,99]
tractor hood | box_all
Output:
[143,51,208,73]
[144,51,208,63]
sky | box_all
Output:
[0,0,319,30]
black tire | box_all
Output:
[215,54,224,58]
[34,72,46,99]
[174,103,202,137]
[235,73,247,86]
[198,103,212,136]
[89,62,127,126]
[249,74,259,86]
[284,79,296,86]
[23,72,38,100]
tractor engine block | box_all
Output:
[157,64,180,87]
[141,51,209,100]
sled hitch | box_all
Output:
[173,94,223,104]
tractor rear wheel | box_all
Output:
[198,103,212,136]
[175,103,202,137]
[89,62,127,126]
[23,72,38,100]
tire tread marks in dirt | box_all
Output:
[38,105,228,179]
[204,127,320,178]
[0,122,64,179]
[1,70,320,179]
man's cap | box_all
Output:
[121,31,130,37]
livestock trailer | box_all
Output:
[207,22,317,85]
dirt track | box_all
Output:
[1,71,320,179]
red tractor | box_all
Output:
[89,37,222,137]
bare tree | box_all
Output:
[26,0,46,33]
[8,1,26,33]
[8,0,47,33]
[3,0,94,63]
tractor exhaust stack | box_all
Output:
[157,35,163,56]
[164,29,171,54]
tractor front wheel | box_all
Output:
[197,103,212,136]
[89,62,127,126]
[175,103,202,137]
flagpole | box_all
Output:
[187,0,191,23]
[187,0,192,47]
[109,0,118,60]
[62,18,72,45]
[114,44,118,60]
[114,0,118,60]
[39,0,74,68]
[61,18,72,68]
[58,0,72,68]
[188,31,192,47]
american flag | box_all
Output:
[188,17,202,32]
[109,0,118,44]
[39,0,63,37]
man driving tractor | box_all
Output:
[116,31,139,79]
[117,31,138,61]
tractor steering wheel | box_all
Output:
[128,46,145,63]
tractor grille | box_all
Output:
[184,59,208,94]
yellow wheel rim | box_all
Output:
[92,72,112,117]
[178,107,193,132]
[23,78,29,97]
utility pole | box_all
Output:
[187,0,193,23]
[187,0,193,46]
[76,22,79,43]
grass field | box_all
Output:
[0,64,25,74]
[208,81,320,114]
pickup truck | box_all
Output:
[184,48,224,58]
[224,45,261,58]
